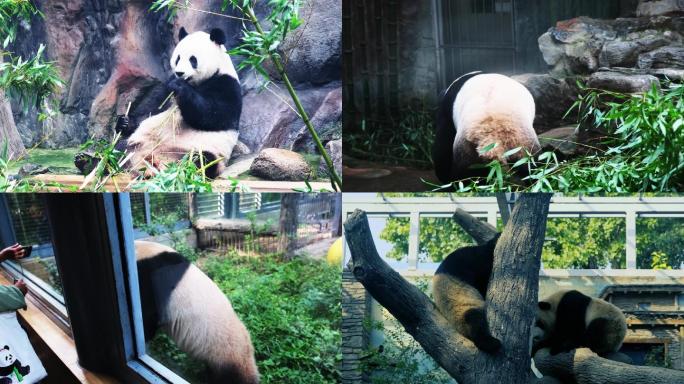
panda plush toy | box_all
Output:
[0,345,30,384]
[531,290,627,357]
[135,241,259,384]
[114,26,242,178]
[433,72,540,184]
[432,234,502,353]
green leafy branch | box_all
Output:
[0,44,64,114]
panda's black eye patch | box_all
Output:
[190,56,197,69]
[175,55,180,65]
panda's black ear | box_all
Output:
[538,302,551,310]
[179,27,188,41]
[209,28,226,45]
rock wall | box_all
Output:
[10,0,341,158]
[515,2,683,133]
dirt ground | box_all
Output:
[343,157,439,192]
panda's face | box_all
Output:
[531,301,556,350]
[0,346,15,368]
[170,27,238,85]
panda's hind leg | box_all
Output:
[433,274,501,353]
[584,317,625,355]
[193,151,220,179]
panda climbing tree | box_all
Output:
[343,193,684,384]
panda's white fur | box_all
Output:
[127,105,239,175]
[532,290,626,357]
[126,29,241,177]
[135,241,259,383]
[453,74,538,161]
[433,73,540,184]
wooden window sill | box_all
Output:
[0,273,120,384]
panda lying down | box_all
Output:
[135,240,259,384]
[76,27,242,179]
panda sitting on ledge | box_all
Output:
[76,27,242,179]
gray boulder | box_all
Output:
[276,0,341,85]
[318,139,341,179]
[249,148,312,181]
[587,72,660,93]
[637,0,684,17]
[512,74,580,130]
[637,46,684,68]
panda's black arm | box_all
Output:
[115,80,172,137]
[170,75,242,132]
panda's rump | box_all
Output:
[584,300,627,354]
[454,74,539,162]
[164,263,255,369]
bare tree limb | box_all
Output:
[343,209,478,382]
[496,193,512,225]
[452,208,498,244]
[534,348,684,384]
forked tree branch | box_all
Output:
[344,193,553,384]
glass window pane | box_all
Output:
[636,217,684,269]
[4,194,66,305]
[543,217,626,269]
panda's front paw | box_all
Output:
[166,76,187,93]
[115,115,131,135]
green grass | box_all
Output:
[9,147,80,174]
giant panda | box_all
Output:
[531,290,627,357]
[135,240,259,384]
[432,234,502,353]
[116,27,242,179]
[433,72,540,184]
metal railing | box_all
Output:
[343,194,684,275]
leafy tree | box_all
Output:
[542,218,625,269]
[636,218,684,269]
[379,217,475,262]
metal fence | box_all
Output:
[196,194,342,255]
[436,0,633,88]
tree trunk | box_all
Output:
[471,193,552,384]
[0,53,26,159]
[279,194,300,259]
[343,193,553,384]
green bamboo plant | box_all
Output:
[0,0,62,116]
[150,0,342,191]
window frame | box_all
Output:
[38,193,191,384]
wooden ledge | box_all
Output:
[30,174,332,192]
[0,273,119,384]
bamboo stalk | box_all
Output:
[245,7,342,191]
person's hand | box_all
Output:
[14,279,27,296]
[0,244,25,262]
